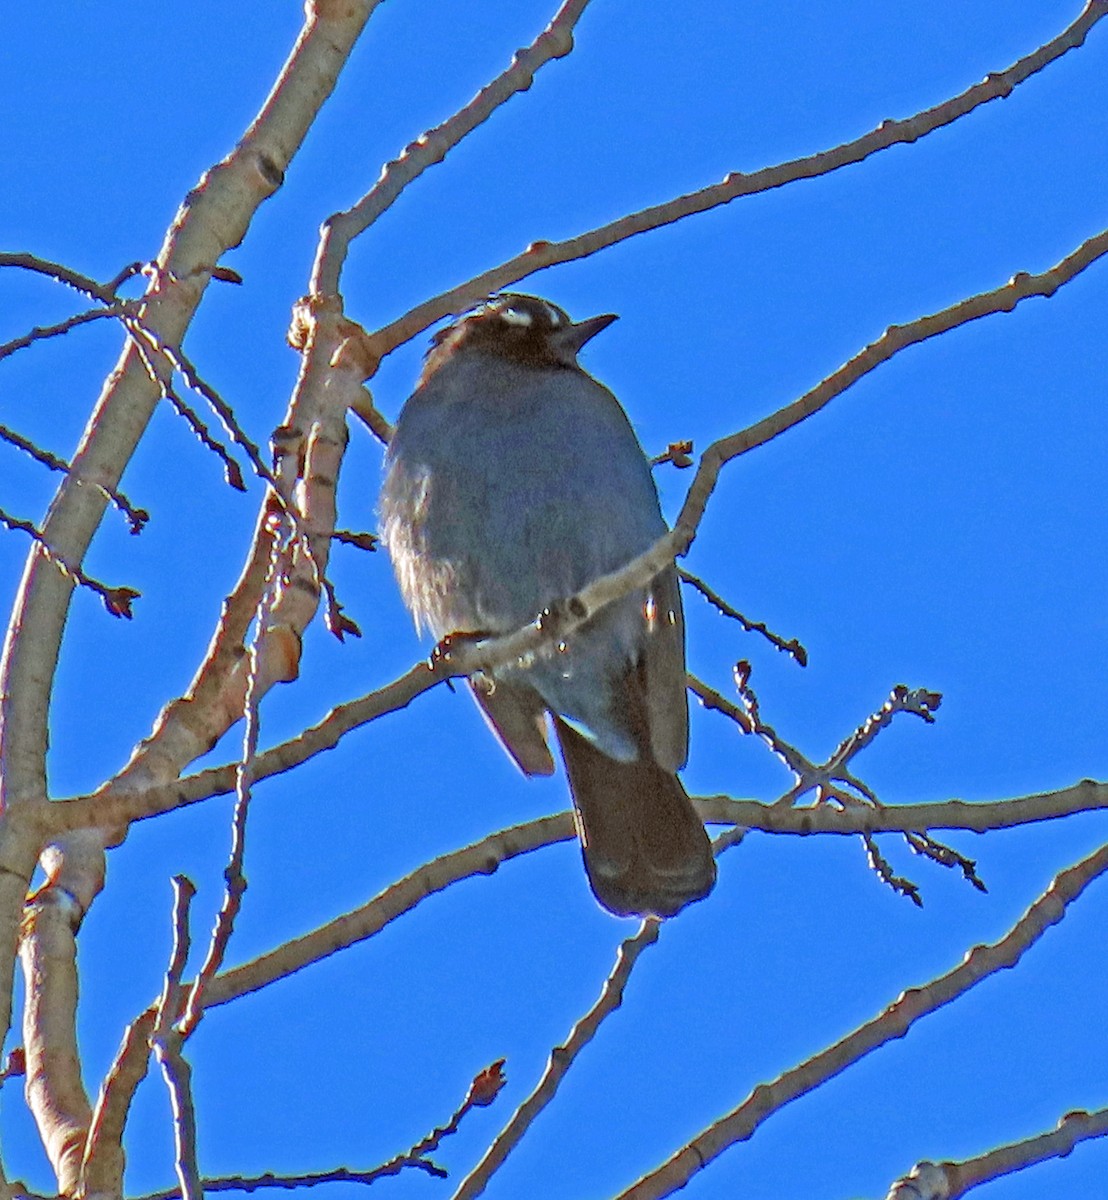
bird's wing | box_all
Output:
[642,565,689,772]
[468,675,556,776]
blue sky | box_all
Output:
[2,2,1107,1196]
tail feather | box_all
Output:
[554,717,715,918]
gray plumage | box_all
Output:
[380,294,715,917]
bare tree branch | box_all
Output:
[455,828,744,1198]
[885,1106,1108,1198]
[0,422,148,534]
[453,919,662,1199]
[204,813,575,1010]
[131,1060,508,1200]
[152,877,202,1200]
[0,251,133,303]
[81,1011,156,1194]
[678,568,807,664]
[613,839,1108,1198]
[180,543,285,1035]
[0,307,120,362]
[0,0,392,1080]
[365,1,1108,356]
[675,226,1108,533]
[18,888,93,1195]
[954,1108,1108,1196]
[0,505,140,617]
[312,0,594,296]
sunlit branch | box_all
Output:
[0,0,394,1176]
[0,251,139,304]
[454,919,662,1199]
[0,505,139,618]
[151,877,202,1200]
[455,828,744,1198]
[81,1011,156,1194]
[675,227,1108,533]
[18,887,93,1195]
[131,1061,508,1200]
[126,327,247,491]
[613,840,1108,1198]
[366,1,1108,356]
[883,1106,1108,1198]
[311,0,594,297]
[180,535,287,1036]
[0,422,149,533]
[202,814,576,1009]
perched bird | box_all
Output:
[379,294,715,917]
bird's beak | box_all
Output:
[551,312,619,357]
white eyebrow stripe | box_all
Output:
[499,305,534,326]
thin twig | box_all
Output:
[903,830,987,892]
[676,228,1108,534]
[130,1161,444,1200]
[455,829,745,1198]
[130,1061,507,1200]
[732,667,950,900]
[678,568,807,664]
[151,877,202,1200]
[127,328,247,491]
[453,921,662,1199]
[687,673,755,734]
[0,422,149,533]
[153,878,196,1042]
[178,527,285,1036]
[128,324,270,491]
[862,832,922,907]
[0,504,139,617]
[0,308,120,362]
[329,528,378,551]
[731,662,816,780]
[0,251,122,303]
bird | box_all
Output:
[379,293,715,918]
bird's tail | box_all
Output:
[553,717,716,918]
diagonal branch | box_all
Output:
[365,1,1108,356]
[312,0,594,296]
[202,814,575,1010]
[0,252,129,304]
[0,422,148,533]
[453,829,744,1199]
[151,877,202,1200]
[0,307,120,362]
[675,226,1108,534]
[613,840,1108,1198]
[129,1061,507,1200]
[883,1105,1108,1198]
[452,919,662,1199]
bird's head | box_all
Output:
[420,293,618,381]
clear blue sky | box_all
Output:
[2,2,1107,1196]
